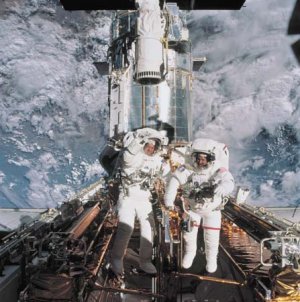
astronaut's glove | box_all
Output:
[162,203,174,212]
[214,185,227,196]
[166,205,174,211]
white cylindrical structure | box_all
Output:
[135,37,163,84]
[135,0,165,84]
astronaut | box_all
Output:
[164,138,234,273]
[110,128,169,277]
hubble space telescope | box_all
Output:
[98,0,202,175]
[1,1,300,302]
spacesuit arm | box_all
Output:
[164,176,180,208]
[164,166,190,207]
[213,168,235,196]
[124,127,165,159]
[122,136,146,165]
[160,159,171,178]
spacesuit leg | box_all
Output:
[135,188,157,274]
[110,194,136,276]
[203,210,221,273]
[182,211,201,269]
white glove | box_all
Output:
[214,185,227,196]
[165,205,175,212]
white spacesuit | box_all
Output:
[110,128,169,276]
[164,138,234,273]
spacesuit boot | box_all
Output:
[110,222,133,276]
[182,251,197,269]
[182,226,198,269]
[206,258,218,274]
[204,228,220,274]
[139,236,157,274]
[139,261,157,274]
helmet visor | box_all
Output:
[193,152,215,163]
[144,138,161,155]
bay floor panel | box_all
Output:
[176,225,256,302]
[96,221,257,302]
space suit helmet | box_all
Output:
[190,138,216,168]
